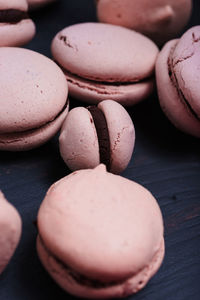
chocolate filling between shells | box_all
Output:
[87,106,111,171]
[0,9,29,24]
[39,236,123,288]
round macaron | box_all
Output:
[59,100,135,174]
[156,26,200,137]
[0,191,22,274]
[51,22,159,106]
[96,0,192,46]
[27,0,57,10]
[37,165,165,299]
[0,0,35,46]
[0,47,69,151]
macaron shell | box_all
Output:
[96,0,192,45]
[171,26,200,116]
[0,0,28,10]
[0,20,36,47]
[0,191,22,274]
[59,107,100,170]
[156,39,200,137]
[38,165,164,282]
[98,100,135,174]
[0,103,69,151]
[0,47,68,133]
[66,70,155,106]
[37,235,164,299]
[51,22,159,83]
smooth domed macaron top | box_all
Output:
[51,22,159,83]
[170,26,200,116]
[96,0,192,45]
[38,165,164,282]
[0,0,28,11]
[0,47,68,133]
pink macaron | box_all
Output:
[156,26,200,137]
[59,100,135,174]
[51,22,159,106]
[96,0,192,46]
[37,165,165,299]
[0,0,35,46]
[0,47,69,151]
[27,0,57,10]
[0,191,22,274]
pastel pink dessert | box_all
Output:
[51,22,159,106]
[96,0,192,45]
[37,165,165,299]
[59,100,135,174]
[0,47,69,151]
[0,191,22,274]
[0,0,35,46]
[27,0,57,10]
[156,26,200,137]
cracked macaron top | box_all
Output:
[0,47,69,150]
[156,26,200,137]
[37,165,165,299]
[0,0,35,46]
[51,22,159,106]
[59,100,135,174]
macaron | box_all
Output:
[96,0,192,46]
[51,22,159,106]
[156,26,200,137]
[0,0,35,47]
[37,165,165,299]
[27,0,57,10]
[0,191,22,274]
[0,47,69,151]
[59,100,135,174]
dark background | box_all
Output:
[0,0,200,299]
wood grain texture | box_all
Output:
[0,1,200,299]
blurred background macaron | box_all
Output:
[37,165,165,299]
[51,22,159,106]
[96,0,192,46]
[156,26,200,137]
[0,47,69,151]
[0,0,35,46]
[27,0,57,10]
[59,100,135,174]
[0,191,22,275]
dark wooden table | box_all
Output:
[0,1,199,299]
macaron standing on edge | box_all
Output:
[0,0,35,46]
[51,22,159,106]
[36,165,165,299]
[96,0,192,46]
[0,47,69,151]
[0,191,22,275]
[156,26,200,137]
[59,100,135,174]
